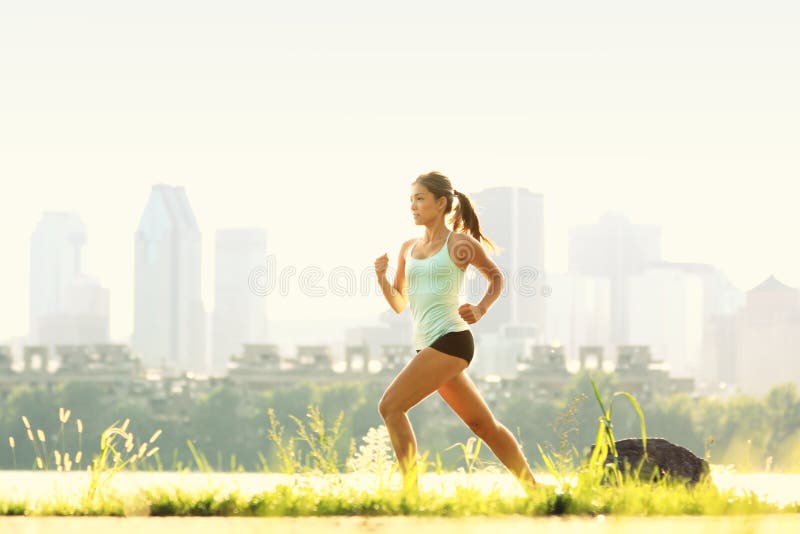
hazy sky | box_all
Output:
[1,1,798,341]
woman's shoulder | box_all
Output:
[450,231,479,247]
[448,231,481,268]
[400,237,418,257]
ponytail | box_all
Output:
[450,190,499,254]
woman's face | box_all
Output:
[409,183,445,225]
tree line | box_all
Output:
[1,369,799,472]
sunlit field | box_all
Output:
[2,378,800,528]
[2,468,800,533]
[1,465,800,514]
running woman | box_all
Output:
[374,171,538,494]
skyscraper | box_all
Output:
[133,185,205,373]
[544,272,612,362]
[568,212,662,350]
[627,266,704,378]
[28,212,110,346]
[734,276,800,396]
[212,228,268,374]
[647,261,743,386]
[465,186,546,339]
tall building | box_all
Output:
[465,186,546,340]
[647,261,743,387]
[627,266,704,378]
[734,275,800,396]
[28,212,110,346]
[544,272,611,362]
[37,274,110,346]
[568,212,662,351]
[133,185,205,374]
[212,228,269,374]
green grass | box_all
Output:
[3,376,800,517]
[2,472,798,517]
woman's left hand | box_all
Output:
[458,303,484,324]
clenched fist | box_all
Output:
[458,303,484,324]
[374,252,389,278]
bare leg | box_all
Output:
[379,347,469,493]
[479,420,538,491]
[438,370,537,492]
[382,411,420,491]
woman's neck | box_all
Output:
[422,222,449,243]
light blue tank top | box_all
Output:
[404,230,470,350]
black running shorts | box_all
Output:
[415,329,474,366]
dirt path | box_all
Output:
[2,514,800,533]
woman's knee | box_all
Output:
[378,395,404,419]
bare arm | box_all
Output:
[466,235,504,315]
[459,234,505,324]
[375,240,412,313]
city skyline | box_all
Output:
[2,182,792,345]
[5,182,798,394]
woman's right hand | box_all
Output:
[374,252,389,278]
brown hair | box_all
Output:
[411,171,499,254]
